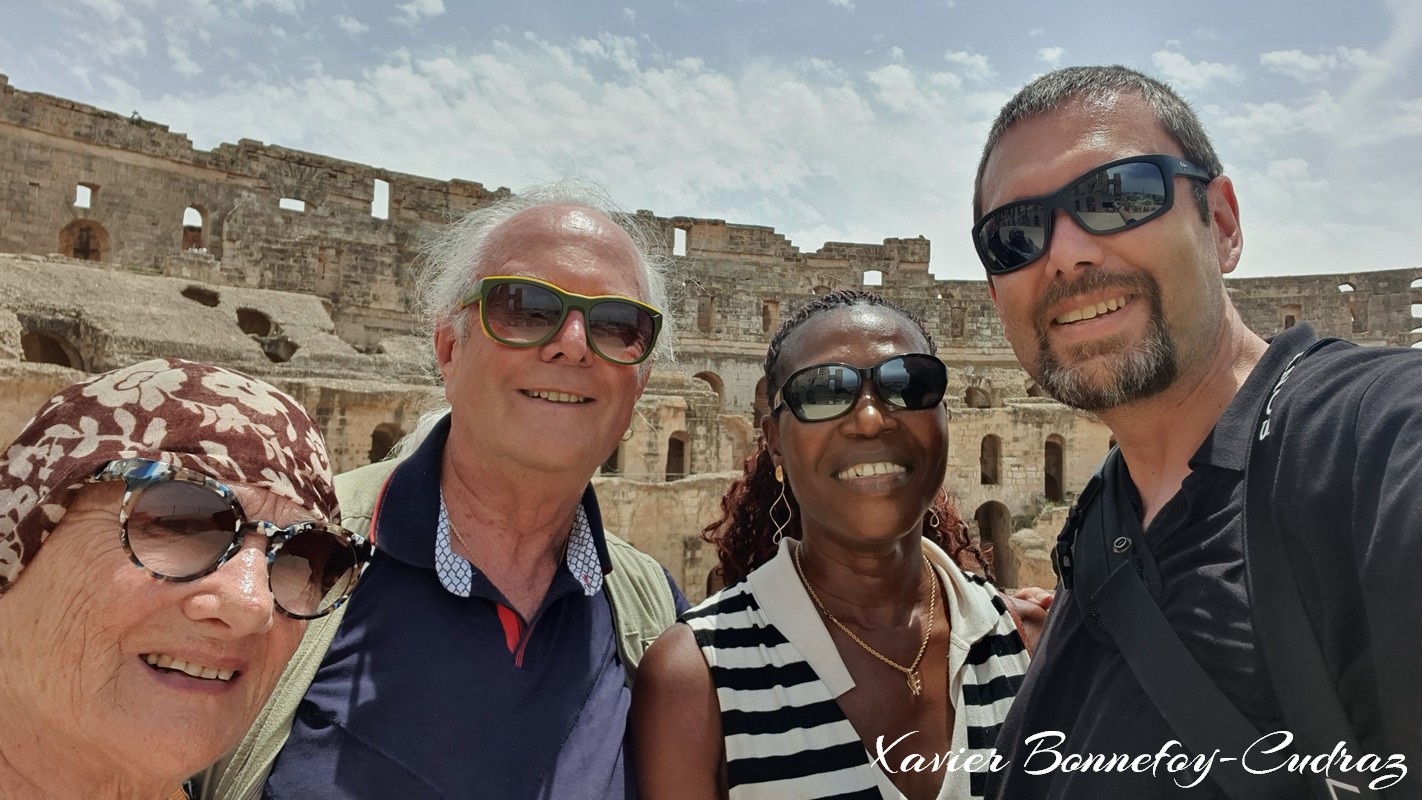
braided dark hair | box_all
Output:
[703,290,992,585]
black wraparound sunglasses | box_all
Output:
[772,353,948,423]
[972,154,1213,275]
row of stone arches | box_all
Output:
[601,431,691,481]
[979,433,1066,500]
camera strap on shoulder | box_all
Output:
[1058,334,1373,800]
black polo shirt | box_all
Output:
[264,416,688,799]
[986,324,1422,798]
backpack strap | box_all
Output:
[1065,450,1303,798]
[1244,338,1378,800]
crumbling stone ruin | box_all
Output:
[3,73,1419,597]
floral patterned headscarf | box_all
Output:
[0,358,338,594]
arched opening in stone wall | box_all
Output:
[368,423,405,464]
[21,330,82,370]
[980,435,1001,485]
[1412,303,1422,320]
[762,300,779,333]
[1412,328,1422,349]
[182,206,205,251]
[58,219,109,262]
[696,295,714,332]
[1412,278,1422,290]
[752,377,770,430]
[1026,380,1049,398]
[974,501,1015,587]
[371,178,390,219]
[951,306,966,338]
[665,432,688,481]
[1339,283,1355,294]
[1281,303,1301,330]
[692,371,724,406]
[74,183,94,209]
[278,197,306,212]
[1044,434,1065,502]
[181,285,220,307]
[813,285,832,295]
[601,445,621,475]
[237,308,274,337]
[862,269,884,287]
[1349,301,1367,334]
[965,385,992,409]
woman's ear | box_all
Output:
[761,413,782,467]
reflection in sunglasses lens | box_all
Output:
[273,528,356,617]
[127,481,235,577]
[588,301,654,363]
[486,283,563,340]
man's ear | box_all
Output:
[1208,176,1243,276]
[434,323,458,383]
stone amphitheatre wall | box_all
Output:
[3,74,1420,598]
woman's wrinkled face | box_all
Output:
[764,305,948,551]
[0,481,307,781]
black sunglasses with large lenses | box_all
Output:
[773,353,948,423]
[459,276,663,366]
[94,458,370,619]
[973,154,1212,275]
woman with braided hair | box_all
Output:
[632,290,1040,800]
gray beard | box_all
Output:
[1032,275,1178,412]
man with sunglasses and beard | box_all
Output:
[974,66,1421,798]
[203,183,688,800]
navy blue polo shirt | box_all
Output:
[265,416,687,799]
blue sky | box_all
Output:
[2,0,1419,279]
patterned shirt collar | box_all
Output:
[434,491,604,599]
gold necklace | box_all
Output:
[793,542,938,698]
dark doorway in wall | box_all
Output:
[21,330,82,369]
[665,432,688,480]
[1044,435,1065,502]
[368,423,405,464]
[58,220,109,262]
[974,501,1016,587]
[980,435,1001,485]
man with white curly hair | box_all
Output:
[203,182,688,800]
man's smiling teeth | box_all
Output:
[1055,294,1132,325]
[834,462,907,480]
[143,653,235,681]
[523,390,590,404]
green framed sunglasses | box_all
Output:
[457,275,663,366]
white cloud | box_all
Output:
[167,42,203,76]
[1260,47,1388,82]
[335,15,369,36]
[622,7,637,23]
[242,0,303,14]
[1150,50,1244,91]
[392,0,446,28]
[943,50,994,81]
[1037,47,1064,65]
[889,46,904,63]
[828,0,854,8]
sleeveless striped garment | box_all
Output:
[683,538,1030,799]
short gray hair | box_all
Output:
[972,65,1222,223]
[416,179,674,361]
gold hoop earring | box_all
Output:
[927,488,944,530]
[770,464,792,544]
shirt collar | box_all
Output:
[435,495,604,598]
[1190,322,1321,472]
[373,412,615,577]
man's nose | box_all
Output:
[542,309,594,364]
[1043,209,1108,277]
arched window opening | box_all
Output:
[692,371,725,406]
[1338,283,1355,293]
[21,330,82,369]
[278,197,306,212]
[762,300,779,333]
[812,285,833,296]
[1026,380,1049,398]
[980,435,1001,485]
[58,219,109,262]
[665,432,688,481]
[74,184,94,209]
[965,386,991,409]
[1044,434,1065,502]
[182,206,205,251]
[368,423,405,464]
[696,296,714,332]
[974,501,1016,586]
[1411,328,1422,349]
[1281,303,1301,330]
[862,269,884,287]
[1411,278,1422,290]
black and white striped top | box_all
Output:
[682,538,1030,799]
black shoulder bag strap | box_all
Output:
[1065,449,1304,799]
[1245,338,1379,800]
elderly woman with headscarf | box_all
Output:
[0,358,370,800]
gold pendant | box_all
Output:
[906,670,923,697]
